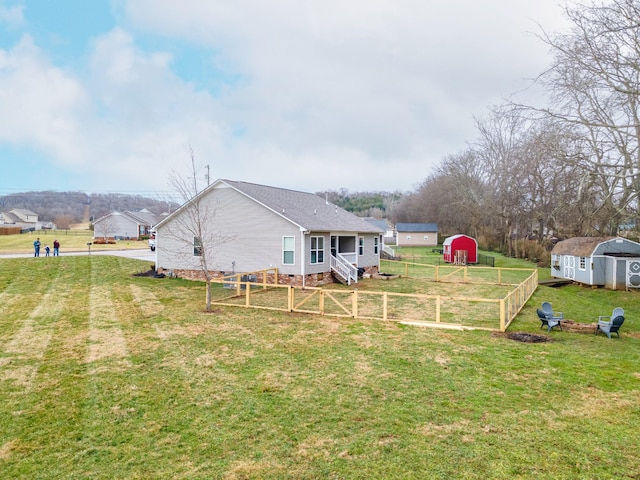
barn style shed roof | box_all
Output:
[549,236,640,257]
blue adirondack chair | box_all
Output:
[537,308,562,332]
[541,302,564,322]
[595,307,625,339]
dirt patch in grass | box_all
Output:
[561,320,597,333]
[493,332,552,343]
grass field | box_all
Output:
[0,230,149,254]
[1,254,638,478]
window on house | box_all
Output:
[358,236,364,255]
[579,256,586,271]
[193,237,203,256]
[283,236,295,265]
[374,236,379,254]
[311,236,324,264]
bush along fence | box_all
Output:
[207,263,538,332]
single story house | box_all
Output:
[365,218,395,245]
[551,236,640,290]
[154,179,385,286]
[395,223,438,247]
[443,234,478,264]
[93,209,160,240]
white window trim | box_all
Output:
[579,256,587,271]
[193,236,203,257]
[310,236,325,264]
[283,236,295,265]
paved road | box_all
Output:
[0,248,156,262]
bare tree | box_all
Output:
[96,214,119,241]
[532,0,640,233]
[163,147,234,311]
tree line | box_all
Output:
[0,191,175,229]
[392,0,640,259]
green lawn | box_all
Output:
[0,255,638,478]
[0,230,149,254]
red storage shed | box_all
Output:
[443,234,478,264]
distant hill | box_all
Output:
[0,191,177,229]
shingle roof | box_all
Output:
[223,180,383,233]
[125,210,160,226]
[551,237,614,256]
[396,223,438,232]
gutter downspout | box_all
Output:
[301,228,309,288]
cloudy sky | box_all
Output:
[0,0,568,196]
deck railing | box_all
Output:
[330,253,358,284]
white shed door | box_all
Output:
[627,260,640,288]
[563,256,575,280]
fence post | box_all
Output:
[499,298,506,331]
[404,262,409,277]
[288,285,293,311]
[435,266,439,282]
[353,290,358,318]
[436,295,441,322]
[245,283,251,307]
[236,274,241,296]
[464,267,468,282]
[320,290,325,315]
[383,292,388,321]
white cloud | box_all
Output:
[0,3,24,26]
[117,0,568,192]
[0,1,571,194]
[0,35,89,163]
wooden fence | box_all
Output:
[209,264,538,332]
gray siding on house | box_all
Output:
[94,213,139,239]
[155,180,383,280]
[157,184,302,275]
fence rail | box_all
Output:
[207,264,538,332]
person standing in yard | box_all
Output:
[34,237,41,257]
[53,239,60,256]
[45,245,50,256]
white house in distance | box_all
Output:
[551,236,640,290]
[154,179,385,286]
[0,209,38,230]
[93,209,160,240]
[395,223,439,247]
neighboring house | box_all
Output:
[154,179,385,286]
[395,223,438,247]
[551,236,640,290]
[9,209,38,223]
[93,209,160,240]
[0,209,41,231]
[365,218,394,245]
[443,234,478,264]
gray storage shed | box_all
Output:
[551,236,640,290]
